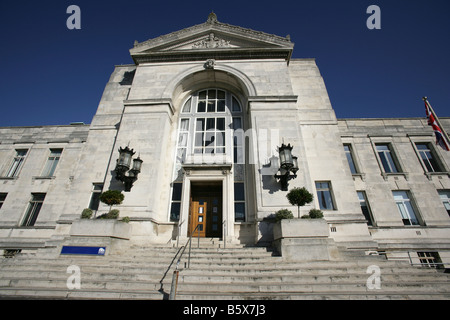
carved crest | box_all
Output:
[204,59,216,69]
[192,33,231,49]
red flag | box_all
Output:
[425,101,450,151]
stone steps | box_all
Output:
[1,244,449,300]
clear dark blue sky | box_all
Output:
[0,0,449,127]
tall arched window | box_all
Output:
[170,89,245,221]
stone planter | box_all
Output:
[273,219,339,261]
[70,219,131,240]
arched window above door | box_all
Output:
[175,89,243,165]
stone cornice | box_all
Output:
[132,48,292,64]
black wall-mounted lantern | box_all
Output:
[114,146,143,192]
[274,143,299,191]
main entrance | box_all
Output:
[189,183,222,238]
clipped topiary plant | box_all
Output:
[308,208,324,219]
[99,190,124,212]
[286,187,314,218]
[275,209,294,222]
[301,208,324,219]
[81,208,93,219]
[96,209,120,220]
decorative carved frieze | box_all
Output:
[192,33,230,49]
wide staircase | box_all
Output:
[0,239,449,300]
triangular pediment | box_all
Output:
[130,13,294,64]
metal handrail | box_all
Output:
[167,224,201,300]
[176,224,200,270]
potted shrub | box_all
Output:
[274,209,294,222]
[286,187,314,218]
[301,208,324,219]
[69,190,130,239]
[81,208,93,219]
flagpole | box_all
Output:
[422,96,450,145]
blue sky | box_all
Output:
[0,0,449,127]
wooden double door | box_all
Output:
[189,185,222,238]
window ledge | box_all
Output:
[0,176,17,180]
[381,172,409,181]
[32,176,55,180]
[352,173,366,181]
[424,172,450,181]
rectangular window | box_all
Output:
[21,193,46,227]
[438,190,450,217]
[357,191,373,226]
[0,193,7,209]
[376,144,399,173]
[415,143,444,173]
[41,149,62,177]
[176,119,190,164]
[88,183,103,211]
[170,183,183,221]
[315,181,336,210]
[6,149,28,178]
[392,191,419,226]
[234,182,246,222]
[344,144,358,174]
[417,252,442,269]
[233,117,244,164]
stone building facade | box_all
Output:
[1,13,449,266]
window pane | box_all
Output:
[344,145,357,174]
[217,100,225,112]
[7,149,28,177]
[178,132,188,147]
[0,193,7,210]
[208,89,216,99]
[393,191,419,225]
[172,183,182,201]
[232,97,241,112]
[217,90,225,99]
[438,190,450,215]
[22,194,46,227]
[416,143,442,172]
[357,191,372,225]
[89,193,101,211]
[216,132,225,146]
[234,183,245,201]
[232,117,242,130]
[206,118,215,130]
[197,101,206,113]
[315,182,335,210]
[234,203,245,222]
[199,90,207,99]
[170,203,181,221]
[195,133,204,147]
[376,144,398,173]
[216,118,225,131]
[207,100,215,112]
[182,98,191,113]
[196,118,205,131]
[180,119,189,131]
[205,132,215,146]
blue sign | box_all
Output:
[61,246,106,255]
